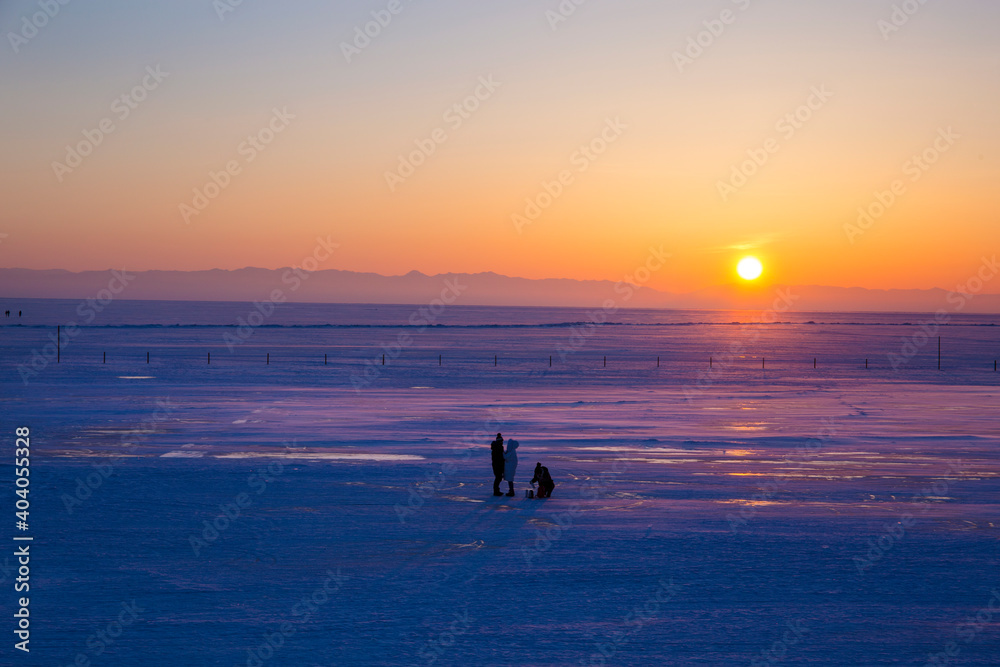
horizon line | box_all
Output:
[0,266,992,297]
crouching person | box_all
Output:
[530,462,555,498]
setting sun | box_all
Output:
[737,257,764,281]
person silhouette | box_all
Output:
[530,462,555,498]
[490,433,505,496]
[503,439,519,497]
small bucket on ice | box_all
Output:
[525,489,534,498]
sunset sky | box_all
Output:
[1,0,998,294]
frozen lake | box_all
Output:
[1,300,999,665]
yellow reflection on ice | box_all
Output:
[215,452,424,461]
[723,423,769,431]
[715,499,780,507]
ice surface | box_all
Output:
[1,300,999,665]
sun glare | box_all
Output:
[737,257,763,281]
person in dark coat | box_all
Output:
[530,462,555,498]
[490,433,505,496]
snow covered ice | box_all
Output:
[3,300,1000,665]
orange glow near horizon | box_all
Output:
[0,2,998,300]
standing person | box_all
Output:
[490,433,505,496]
[503,439,519,497]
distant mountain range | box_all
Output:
[2,267,999,313]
